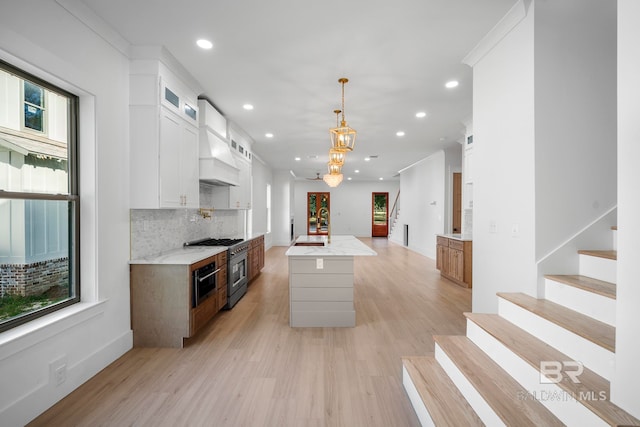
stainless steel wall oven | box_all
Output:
[184,238,249,309]
[192,261,219,307]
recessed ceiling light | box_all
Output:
[396,131,405,137]
[415,111,427,118]
[364,157,371,162]
[196,39,213,49]
[355,169,360,173]
[379,177,384,181]
[347,177,352,181]
[243,104,254,110]
[445,80,459,89]
[265,133,274,138]
[295,157,301,161]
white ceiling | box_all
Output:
[82,0,516,181]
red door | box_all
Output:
[372,192,389,237]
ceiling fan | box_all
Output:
[306,172,322,181]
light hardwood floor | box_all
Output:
[29,238,472,427]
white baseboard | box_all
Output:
[3,330,133,426]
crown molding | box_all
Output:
[462,0,531,67]
[55,0,131,57]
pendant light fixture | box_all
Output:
[329,78,356,152]
[329,110,346,166]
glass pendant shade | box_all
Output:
[323,173,343,187]
[329,148,346,166]
[329,78,356,152]
[329,124,356,152]
[327,161,342,175]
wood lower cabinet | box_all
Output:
[130,251,227,348]
[436,236,472,288]
[248,235,265,283]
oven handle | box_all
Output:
[198,267,221,282]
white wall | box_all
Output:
[251,156,274,249]
[612,0,640,418]
[293,179,399,238]
[472,6,537,313]
[534,0,617,260]
[396,150,447,259]
[271,169,293,246]
[0,2,132,425]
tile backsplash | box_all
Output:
[130,183,247,259]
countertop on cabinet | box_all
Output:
[285,235,377,257]
[129,246,227,265]
[437,233,473,242]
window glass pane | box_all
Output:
[184,103,196,120]
[164,87,179,108]
[24,104,44,131]
[0,199,76,329]
[24,81,44,106]
[374,194,387,225]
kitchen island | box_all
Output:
[285,235,377,327]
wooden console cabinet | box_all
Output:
[248,234,265,283]
[436,235,472,288]
[130,251,227,348]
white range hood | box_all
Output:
[198,99,240,186]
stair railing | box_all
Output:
[389,190,400,235]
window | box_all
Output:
[0,59,79,332]
[266,184,271,233]
[23,80,45,132]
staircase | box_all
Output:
[403,226,640,426]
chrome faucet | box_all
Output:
[318,207,331,244]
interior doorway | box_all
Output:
[372,192,389,237]
[453,172,462,233]
[307,192,330,235]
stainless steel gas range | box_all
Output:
[184,237,250,308]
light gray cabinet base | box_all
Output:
[289,256,355,327]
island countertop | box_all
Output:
[437,233,473,242]
[285,235,377,257]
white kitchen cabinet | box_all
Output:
[130,60,200,209]
[159,108,199,208]
[211,156,252,209]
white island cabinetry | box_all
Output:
[130,57,200,209]
[286,235,377,327]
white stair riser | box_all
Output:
[402,366,436,427]
[612,229,617,251]
[435,343,506,427]
[579,254,616,284]
[498,297,614,380]
[466,320,608,427]
[544,279,616,326]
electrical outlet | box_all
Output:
[316,258,323,269]
[50,356,67,387]
[55,364,67,385]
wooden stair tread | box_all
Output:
[578,250,617,260]
[434,335,563,426]
[465,313,640,426]
[402,356,483,426]
[497,292,615,352]
[545,274,616,299]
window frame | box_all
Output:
[0,59,80,333]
